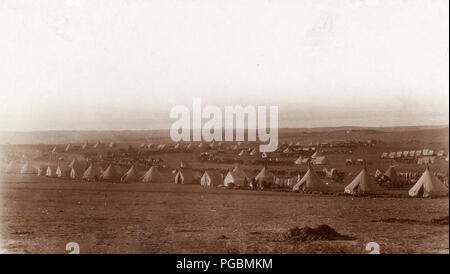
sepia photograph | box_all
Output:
[0,0,448,261]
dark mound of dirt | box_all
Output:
[431,216,449,225]
[377,218,420,225]
[283,224,355,242]
[375,216,449,226]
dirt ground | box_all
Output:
[0,174,448,254]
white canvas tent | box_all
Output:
[408,167,448,198]
[82,163,102,181]
[70,161,88,179]
[81,142,89,150]
[68,158,78,169]
[224,164,249,187]
[56,164,71,178]
[141,166,165,183]
[46,165,58,177]
[254,165,274,187]
[100,164,122,181]
[174,168,198,184]
[37,165,47,176]
[4,160,20,173]
[93,141,102,149]
[20,162,36,174]
[200,170,223,187]
[121,165,141,182]
[65,144,72,152]
[292,166,328,192]
[344,167,384,195]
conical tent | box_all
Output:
[93,141,101,148]
[82,142,88,150]
[70,162,87,179]
[141,166,165,183]
[174,168,198,184]
[37,165,46,176]
[294,156,303,165]
[82,163,102,180]
[121,165,141,182]
[46,165,58,177]
[254,166,274,186]
[344,167,384,195]
[224,164,249,187]
[56,164,71,178]
[292,166,328,192]
[408,167,449,198]
[5,161,20,173]
[100,164,122,181]
[68,158,79,169]
[200,170,223,186]
[20,162,36,174]
[311,151,318,159]
[384,166,401,185]
[65,144,72,152]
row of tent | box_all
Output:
[291,165,448,198]
[381,150,448,159]
[193,163,448,198]
[57,141,242,153]
[52,141,109,153]
[57,141,321,156]
[2,159,448,198]
[2,159,169,183]
[294,155,329,165]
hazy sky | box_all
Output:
[0,0,448,131]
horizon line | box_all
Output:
[0,124,448,134]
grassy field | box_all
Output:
[1,174,448,254]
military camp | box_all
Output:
[0,126,448,254]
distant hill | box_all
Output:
[0,125,448,145]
